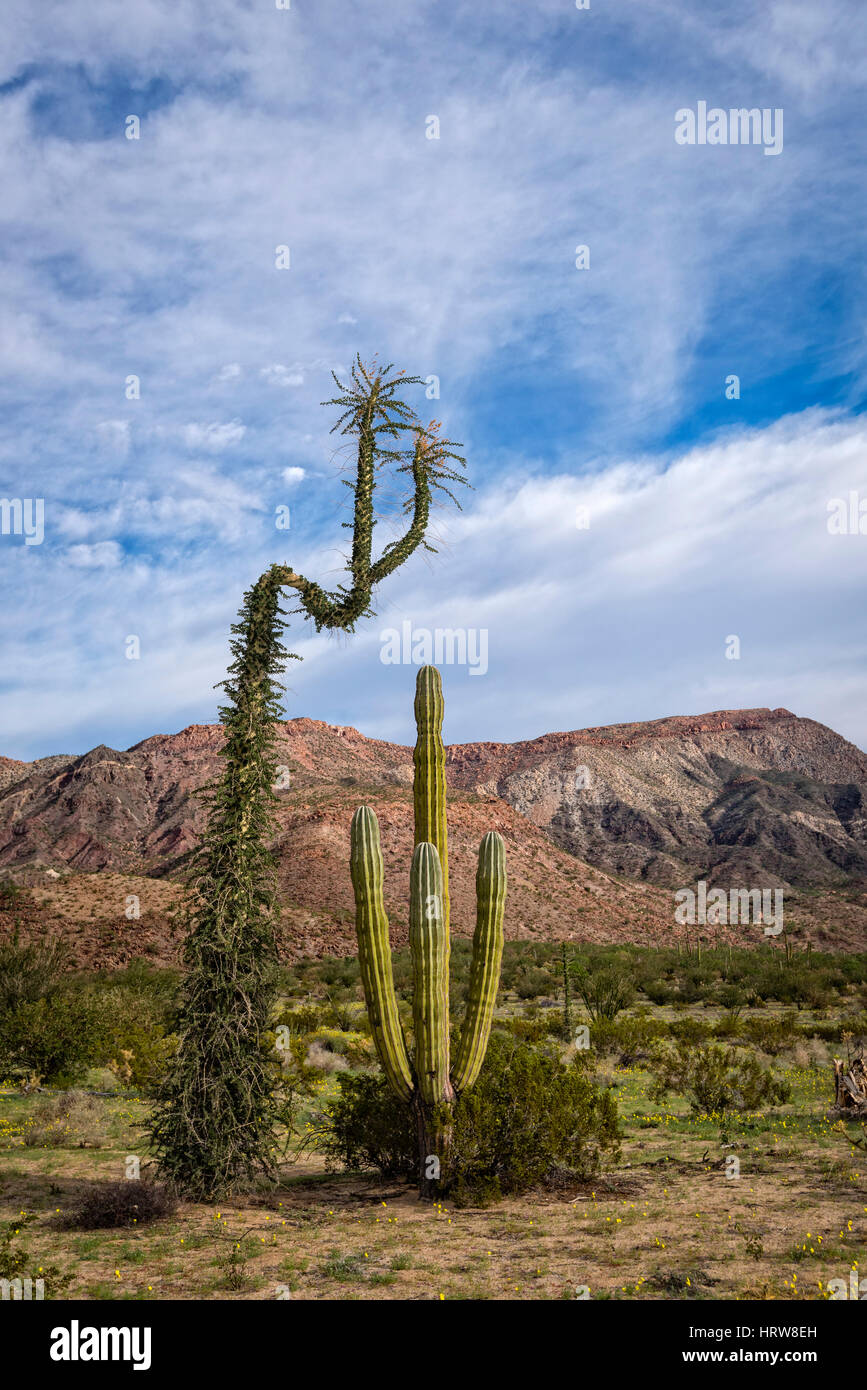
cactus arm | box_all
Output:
[413,666,449,936]
[350,806,413,1102]
[409,842,454,1106]
[452,831,507,1092]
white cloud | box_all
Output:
[181,420,246,451]
[94,420,131,455]
[261,364,304,388]
[281,466,306,485]
[65,541,122,569]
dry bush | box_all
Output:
[22,1090,109,1148]
[62,1180,177,1229]
[305,1042,349,1073]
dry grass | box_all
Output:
[0,1065,863,1301]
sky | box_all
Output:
[1,0,866,759]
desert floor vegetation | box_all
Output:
[0,939,863,1300]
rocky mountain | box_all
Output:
[445,708,867,890]
[1,705,866,962]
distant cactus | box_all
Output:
[350,665,507,1197]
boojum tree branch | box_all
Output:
[149,358,467,1199]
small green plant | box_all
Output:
[0,1213,72,1298]
[320,1249,368,1283]
[569,960,635,1022]
[211,1221,273,1291]
[0,928,68,1012]
[734,1222,765,1261]
[648,1040,791,1113]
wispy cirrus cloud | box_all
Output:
[0,0,864,757]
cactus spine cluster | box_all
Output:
[350,665,507,1196]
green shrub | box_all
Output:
[668,1016,713,1047]
[0,1213,72,1298]
[276,1004,323,1036]
[96,987,177,1091]
[314,1034,620,1204]
[648,1040,791,1114]
[513,966,556,1000]
[643,979,676,1006]
[741,1012,799,1055]
[306,1028,374,1066]
[590,1014,661,1057]
[493,1013,562,1043]
[570,963,635,1021]
[0,931,70,1013]
[0,989,110,1084]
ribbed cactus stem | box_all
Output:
[350,806,413,1102]
[452,831,507,1091]
[350,666,507,1198]
[409,842,454,1106]
[413,666,449,935]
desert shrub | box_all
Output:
[668,1016,713,1046]
[95,986,177,1091]
[22,1090,109,1148]
[0,1213,72,1298]
[643,978,676,1006]
[0,931,70,1013]
[315,1035,620,1204]
[648,1040,791,1114]
[713,1011,744,1039]
[0,878,24,909]
[514,966,556,1000]
[62,1180,177,1230]
[570,963,635,1021]
[590,1014,661,1057]
[715,983,748,1014]
[305,1042,349,1073]
[316,1072,416,1177]
[0,989,110,1084]
[306,1028,374,1067]
[740,1012,799,1054]
[494,1012,565,1043]
[809,1013,867,1044]
[276,1004,323,1036]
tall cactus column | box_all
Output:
[350,665,507,1199]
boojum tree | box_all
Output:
[350,665,507,1199]
[149,358,467,1199]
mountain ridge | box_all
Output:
[1,703,866,963]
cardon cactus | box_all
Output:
[350,665,507,1197]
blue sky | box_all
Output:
[1,0,866,758]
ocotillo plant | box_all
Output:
[149,360,467,1199]
[350,665,507,1198]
